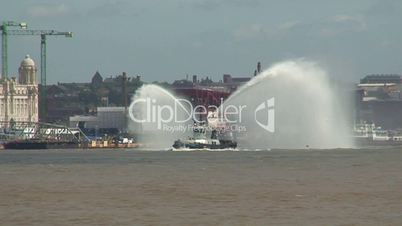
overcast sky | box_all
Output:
[1,0,402,84]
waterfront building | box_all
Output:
[357,74,402,129]
[69,107,127,135]
[171,74,251,108]
[222,74,251,91]
[0,55,39,125]
[360,74,402,84]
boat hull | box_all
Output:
[3,140,79,150]
[173,140,237,150]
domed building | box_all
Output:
[19,55,37,85]
[0,55,39,125]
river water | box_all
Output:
[0,148,401,225]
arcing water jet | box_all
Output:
[221,60,353,149]
[128,84,191,149]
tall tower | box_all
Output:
[18,55,37,85]
[257,62,261,74]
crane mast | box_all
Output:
[0,21,27,79]
[1,27,73,122]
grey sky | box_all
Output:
[1,0,401,84]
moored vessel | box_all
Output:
[3,139,80,149]
[172,124,237,150]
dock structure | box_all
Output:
[0,121,89,147]
[0,121,142,149]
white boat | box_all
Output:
[172,124,237,150]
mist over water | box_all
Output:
[128,60,353,149]
[128,84,191,148]
[223,60,353,149]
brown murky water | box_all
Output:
[0,149,401,226]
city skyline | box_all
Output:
[1,0,402,84]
